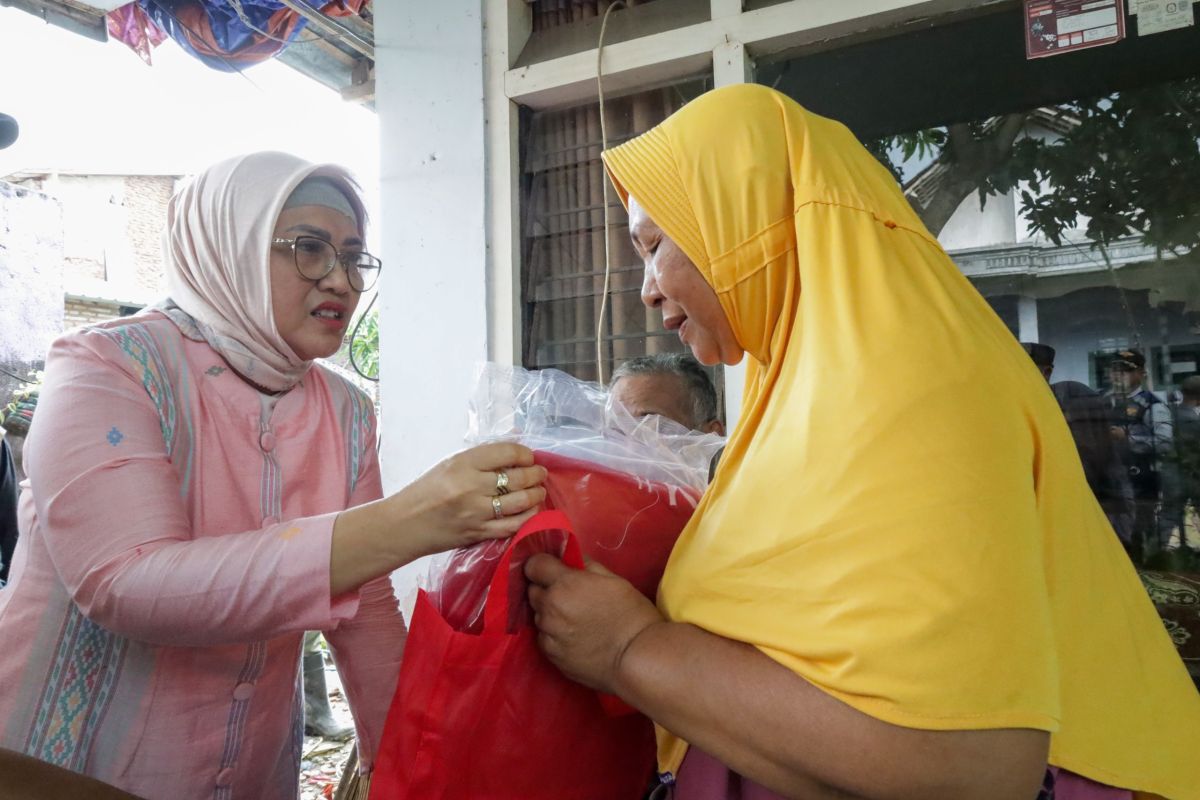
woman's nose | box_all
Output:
[641,266,663,309]
[318,260,354,294]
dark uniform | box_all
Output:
[1052,381,1133,544]
[1106,386,1174,560]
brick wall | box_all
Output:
[63,297,123,330]
[0,180,63,408]
[123,175,174,296]
[5,173,176,305]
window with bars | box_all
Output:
[520,80,714,393]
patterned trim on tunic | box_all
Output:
[211,402,286,799]
[325,370,373,497]
[94,322,196,497]
[23,605,128,771]
[260,419,283,525]
[95,324,177,454]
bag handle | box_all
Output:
[481,509,637,717]
[482,509,583,634]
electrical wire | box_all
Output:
[227,0,319,46]
[595,0,626,386]
[0,367,34,384]
[227,0,360,49]
[146,1,256,82]
[348,291,379,382]
[349,0,625,386]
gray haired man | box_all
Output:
[609,353,725,436]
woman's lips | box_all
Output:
[310,305,348,331]
[311,314,346,331]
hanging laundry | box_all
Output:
[106,1,368,72]
[106,3,167,66]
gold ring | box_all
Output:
[495,470,511,495]
[492,496,504,519]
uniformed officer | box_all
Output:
[1104,348,1174,561]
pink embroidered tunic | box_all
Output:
[0,313,406,799]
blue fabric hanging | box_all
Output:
[137,0,310,71]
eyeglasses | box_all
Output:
[272,236,382,292]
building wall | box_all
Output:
[937,189,1017,251]
[2,172,174,413]
[63,297,124,330]
[926,124,1063,251]
[123,174,174,296]
[9,172,175,307]
[0,180,63,417]
[375,1,489,493]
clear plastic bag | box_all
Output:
[424,363,725,633]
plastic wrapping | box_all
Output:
[467,362,722,488]
[425,363,725,633]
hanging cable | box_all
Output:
[595,0,626,386]
[348,292,380,382]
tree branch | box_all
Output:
[911,113,1028,236]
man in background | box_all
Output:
[0,429,16,587]
[1104,349,1174,561]
[610,352,725,483]
[1,112,20,588]
[609,352,725,436]
[1022,342,1134,550]
[1159,375,1200,557]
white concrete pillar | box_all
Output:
[710,0,744,19]
[484,0,531,365]
[712,39,753,86]
[711,26,753,428]
[374,2,488,491]
[1017,295,1039,344]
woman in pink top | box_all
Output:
[0,152,546,799]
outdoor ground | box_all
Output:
[299,663,358,800]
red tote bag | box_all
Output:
[535,450,700,599]
[432,451,703,636]
[370,510,657,800]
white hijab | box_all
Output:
[158,151,365,392]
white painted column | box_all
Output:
[1017,295,1039,344]
[711,8,753,428]
[710,0,744,19]
[484,0,532,365]
[374,3,488,491]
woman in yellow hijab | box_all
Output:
[524,84,1200,800]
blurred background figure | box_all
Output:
[609,353,726,481]
[0,111,19,588]
[1022,342,1134,550]
[1023,341,1055,382]
[0,424,15,589]
[609,353,725,435]
[1103,349,1175,563]
[0,112,17,150]
[1160,375,1200,560]
[304,631,352,739]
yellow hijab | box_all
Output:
[602,84,1200,799]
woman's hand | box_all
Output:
[525,554,665,693]
[390,442,548,557]
[331,443,546,594]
